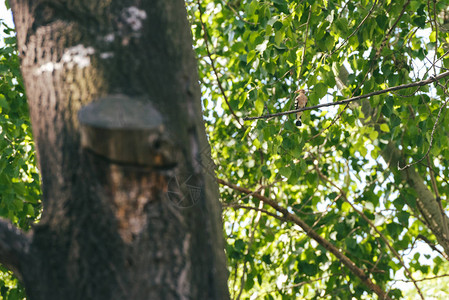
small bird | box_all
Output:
[294,89,307,126]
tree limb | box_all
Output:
[243,70,449,121]
[217,178,392,300]
[0,219,31,281]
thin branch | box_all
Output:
[217,178,392,300]
[231,260,239,299]
[196,0,243,127]
[299,7,311,77]
[243,70,449,121]
[283,275,333,289]
[338,0,350,17]
[417,234,449,260]
[227,178,285,203]
[311,193,342,229]
[396,273,449,283]
[223,203,282,220]
[328,0,378,57]
[0,219,30,282]
[376,0,411,57]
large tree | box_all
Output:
[0,0,229,299]
[4,0,449,299]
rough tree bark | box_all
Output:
[3,0,230,299]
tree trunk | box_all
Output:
[5,0,229,299]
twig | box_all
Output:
[328,0,378,57]
[223,203,282,220]
[396,273,449,283]
[231,260,239,299]
[423,160,449,187]
[417,234,449,260]
[217,178,392,300]
[234,178,284,202]
[338,0,350,17]
[280,275,334,291]
[376,0,411,57]
[243,70,449,121]
[196,0,243,127]
[299,7,311,77]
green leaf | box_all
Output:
[279,166,291,179]
[255,97,264,115]
[0,64,9,74]
[397,211,410,226]
[313,83,327,99]
[0,94,9,111]
[369,130,378,140]
[380,123,390,132]
[247,50,256,64]
[345,238,357,250]
[235,239,246,251]
[341,202,351,212]
[4,36,16,45]
[376,15,388,30]
[274,30,284,46]
[239,92,247,109]
[324,34,334,51]
[244,274,255,291]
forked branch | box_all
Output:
[0,219,30,281]
[218,178,392,300]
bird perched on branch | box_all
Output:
[294,89,307,126]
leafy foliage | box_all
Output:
[0,13,40,299]
[0,21,40,228]
[186,0,449,298]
